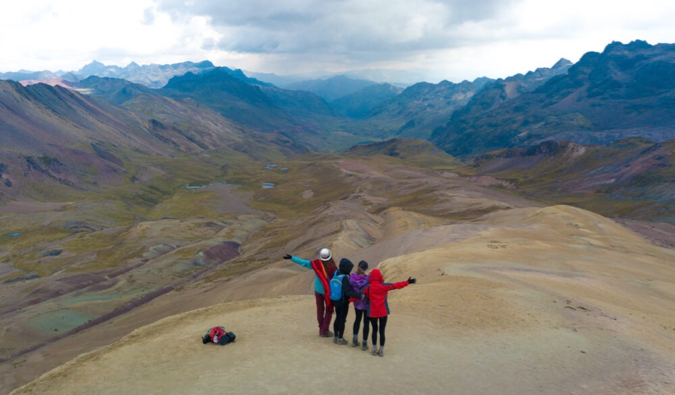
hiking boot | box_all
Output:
[377,348,384,357]
[361,341,368,351]
[352,338,359,347]
[371,347,378,356]
[320,331,333,338]
[337,338,348,345]
[333,336,338,344]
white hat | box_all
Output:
[319,248,332,261]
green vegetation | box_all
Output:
[28,309,95,334]
[146,189,226,220]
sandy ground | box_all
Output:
[11,205,675,395]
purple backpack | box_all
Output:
[349,274,369,310]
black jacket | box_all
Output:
[333,258,362,307]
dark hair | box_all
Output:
[358,260,368,270]
[323,257,337,270]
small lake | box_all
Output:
[181,181,227,190]
[262,183,275,189]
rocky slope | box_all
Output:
[432,41,675,156]
[468,139,675,224]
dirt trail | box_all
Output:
[12,206,675,395]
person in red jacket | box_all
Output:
[363,268,416,357]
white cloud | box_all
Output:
[0,0,220,72]
[2,0,675,82]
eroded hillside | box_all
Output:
[2,146,675,394]
[10,204,675,395]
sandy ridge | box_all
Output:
[11,205,675,395]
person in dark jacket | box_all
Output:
[283,248,337,337]
[332,258,364,345]
[349,260,370,350]
[364,268,416,357]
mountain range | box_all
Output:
[431,41,675,156]
[0,60,218,89]
[2,56,576,152]
[2,40,675,393]
[2,41,674,217]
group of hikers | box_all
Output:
[283,248,416,357]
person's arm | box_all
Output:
[343,276,364,299]
[284,254,311,269]
[382,278,415,292]
[362,285,370,300]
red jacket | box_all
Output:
[364,268,410,318]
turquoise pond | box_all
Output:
[29,309,95,333]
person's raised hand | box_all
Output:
[407,277,417,284]
[283,254,292,260]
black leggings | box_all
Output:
[333,305,349,338]
[353,308,370,341]
[370,316,388,347]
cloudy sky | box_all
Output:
[2,0,675,83]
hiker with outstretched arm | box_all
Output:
[283,248,337,337]
[363,268,416,357]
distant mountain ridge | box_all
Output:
[361,78,489,140]
[284,75,378,101]
[4,41,675,181]
[76,60,220,88]
[0,60,271,90]
[431,41,675,157]
[159,68,335,149]
[0,70,61,82]
[330,83,404,118]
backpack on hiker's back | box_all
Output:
[330,272,347,301]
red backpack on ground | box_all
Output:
[202,326,236,345]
